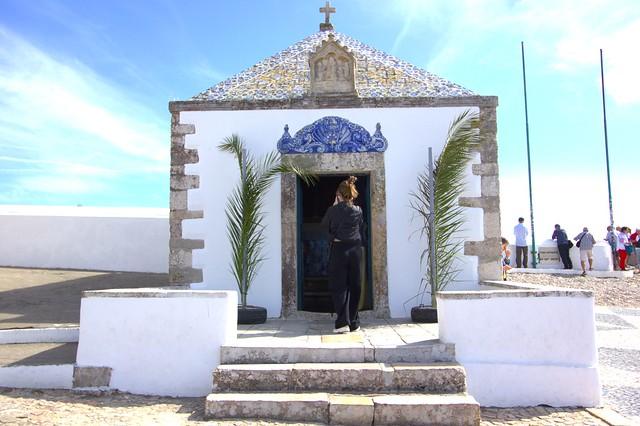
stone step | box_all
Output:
[220,342,455,364]
[205,392,480,425]
[213,362,466,393]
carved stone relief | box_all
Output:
[309,35,356,95]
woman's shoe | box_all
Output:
[333,325,350,334]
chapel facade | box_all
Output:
[168,11,501,318]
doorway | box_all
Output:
[296,174,373,313]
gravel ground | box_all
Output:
[509,271,640,307]
[0,388,608,426]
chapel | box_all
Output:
[168,4,501,318]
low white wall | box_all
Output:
[0,206,168,273]
[0,327,79,344]
[75,289,237,397]
[508,240,612,271]
[438,287,600,407]
[0,365,73,389]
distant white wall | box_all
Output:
[182,107,483,317]
[0,206,169,273]
[508,240,613,271]
[0,365,73,390]
[438,289,600,407]
[76,289,237,397]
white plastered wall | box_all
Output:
[182,107,483,317]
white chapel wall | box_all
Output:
[182,106,483,317]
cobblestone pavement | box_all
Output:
[510,271,640,308]
[0,389,610,425]
[595,305,640,424]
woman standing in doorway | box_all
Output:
[321,176,365,334]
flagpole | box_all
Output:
[521,41,537,268]
[600,49,614,227]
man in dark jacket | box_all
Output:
[552,224,573,269]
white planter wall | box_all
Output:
[437,290,600,407]
[75,289,237,397]
[182,107,483,317]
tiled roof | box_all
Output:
[191,31,474,101]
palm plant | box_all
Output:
[410,110,480,308]
[219,134,314,308]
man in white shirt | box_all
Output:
[514,217,529,268]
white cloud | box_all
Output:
[0,26,168,201]
[384,0,640,105]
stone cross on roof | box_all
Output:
[319,1,336,31]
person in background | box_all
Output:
[552,224,573,269]
[629,228,640,269]
[513,217,529,268]
[630,228,640,247]
[605,226,619,270]
[501,237,512,280]
[574,227,596,276]
[617,226,631,271]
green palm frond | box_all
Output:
[410,110,480,307]
[219,134,315,307]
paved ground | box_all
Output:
[0,267,168,329]
[0,268,638,424]
[0,388,612,425]
[510,270,640,308]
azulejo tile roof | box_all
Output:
[191,31,475,101]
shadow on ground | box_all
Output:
[0,268,169,329]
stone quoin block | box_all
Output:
[170,190,188,211]
[172,123,196,135]
[169,219,182,238]
[170,210,204,220]
[472,163,499,176]
[171,147,199,166]
[170,238,205,250]
[481,175,500,197]
[169,248,192,269]
[170,175,200,190]
[169,267,203,284]
[73,366,112,388]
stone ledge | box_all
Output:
[458,196,499,212]
[170,238,205,250]
[73,366,111,388]
[170,175,200,190]
[171,148,199,166]
[172,123,195,135]
[169,267,203,284]
[170,210,204,220]
[169,95,499,112]
[472,163,499,176]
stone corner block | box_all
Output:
[170,238,205,250]
[170,175,200,190]
[471,163,498,176]
[169,267,203,284]
[171,209,204,220]
[170,190,188,211]
[172,123,195,135]
[73,366,112,388]
[171,148,199,166]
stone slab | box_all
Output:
[221,345,369,364]
[292,363,385,392]
[374,344,456,363]
[373,394,480,426]
[329,395,374,425]
[213,364,292,392]
[73,366,111,388]
[205,392,329,422]
[392,364,466,393]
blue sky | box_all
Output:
[0,0,638,238]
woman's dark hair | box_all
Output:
[501,237,509,245]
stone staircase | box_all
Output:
[205,341,480,425]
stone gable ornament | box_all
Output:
[277,116,388,154]
[309,34,356,96]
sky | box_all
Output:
[0,0,638,241]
